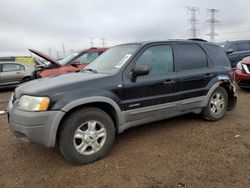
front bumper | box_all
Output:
[8,96,65,147]
[234,69,250,88]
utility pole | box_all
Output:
[61,44,65,58]
[207,8,219,42]
[100,38,106,47]
[56,51,59,59]
[89,37,94,47]
[48,48,52,57]
[187,6,200,38]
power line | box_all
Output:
[187,6,200,38]
[207,8,220,42]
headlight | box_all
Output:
[236,61,242,70]
[18,95,50,112]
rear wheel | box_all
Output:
[203,87,228,121]
[59,107,115,165]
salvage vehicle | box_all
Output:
[0,61,33,88]
[31,48,107,78]
[233,56,250,89]
[219,40,250,67]
[8,40,237,165]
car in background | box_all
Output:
[0,61,34,88]
[233,56,250,89]
[31,48,107,78]
[219,40,250,67]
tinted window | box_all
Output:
[205,44,231,67]
[238,42,250,51]
[175,44,207,71]
[228,43,238,51]
[2,63,23,72]
[135,45,174,76]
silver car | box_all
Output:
[0,61,34,88]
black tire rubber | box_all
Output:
[202,86,228,121]
[59,107,115,165]
[21,76,31,83]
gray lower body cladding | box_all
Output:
[8,100,65,147]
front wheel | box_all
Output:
[59,108,115,165]
[203,86,228,121]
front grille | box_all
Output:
[247,64,250,72]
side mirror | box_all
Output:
[132,64,149,78]
[226,48,234,54]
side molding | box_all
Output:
[61,96,125,124]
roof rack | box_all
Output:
[188,38,208,42]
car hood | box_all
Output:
[14,72,107,98]
[29,49,62,67]
[242,56,250,65]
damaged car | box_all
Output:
[8,40,237,165]
[31,47,107,78]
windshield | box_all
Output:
[85,44,139,74]
[60,52,79,65]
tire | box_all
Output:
[203,86,228,121]
[21,76,31,83]
[59,107,115,165]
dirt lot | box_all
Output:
[0,89,249,188]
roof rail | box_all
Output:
[188,38,208,42]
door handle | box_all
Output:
[163,79,176,85]
[16,71,22,74]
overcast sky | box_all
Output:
[1,0,250,57]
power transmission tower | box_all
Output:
[187,6,200,38]
[100,38,106,47]
[207,8,219,42]
[89,37,94,47]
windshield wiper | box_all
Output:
[82,68,98,73]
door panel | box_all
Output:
[1,63,24,84]
[121,44,179,118]
[173,43,215,110]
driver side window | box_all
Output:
[135,45,174,76]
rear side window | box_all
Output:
[174,44,207,71]
[237,42,250,51]
[205,44,231,67]
[2,63,23,72]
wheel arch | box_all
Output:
[55,97,123,145]
[203,75,237,110]
[21,76,31,82]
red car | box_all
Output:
[233,56,250,89]
[30,48,107,78]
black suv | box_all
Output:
[8,40,237,165]
[219,40,250,67]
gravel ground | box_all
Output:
[0,88,249,188]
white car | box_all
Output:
[0,61,34,88]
